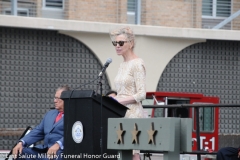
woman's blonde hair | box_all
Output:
[110,26,135,49]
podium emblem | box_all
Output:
[72,121,84,143]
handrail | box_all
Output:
[140,150,218,154]
[143,104,240,108]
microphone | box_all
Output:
[98,58,112,77]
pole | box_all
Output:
[98,76,103,160]
[195,107,201,160]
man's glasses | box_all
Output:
[112,41,128,46]
[54,97,61,101]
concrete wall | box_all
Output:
[1,15,240,91]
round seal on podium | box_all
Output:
[72,121,84,143]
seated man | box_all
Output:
[217,147,240,160]
[12,85,70,160]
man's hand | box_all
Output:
[12,142,23,159]
[47,143,60,159]
[238,150,240,158]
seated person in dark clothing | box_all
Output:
[217,146,240,160]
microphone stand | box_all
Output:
[96,75,103,160]
[95,59,111,159]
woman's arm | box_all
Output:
[115,96,136,105]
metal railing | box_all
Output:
[0,0,240,30]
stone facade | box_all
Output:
[0,0,239,29]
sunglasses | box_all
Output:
[112,41,128,46]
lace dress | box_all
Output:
[114,58,146,118]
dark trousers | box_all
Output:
[16,147,63,160]
[217,147,240,160]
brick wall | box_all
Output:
[141,0,202,28]
[65,0,127,23]
[63,0,239,30]
[232,0,240,30]
[1,0,239,30]
[36,0,42,17]
[62,0,203,28]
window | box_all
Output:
[128,0,136,13]
[42,0,64,19]
[44,0,63,9]
[216,0,231,17]
[199,107,214,131]
[202,0,231,18]
[192,103,214,132]
[127,0,141,24]
[4,8,29,17]
[127,0,136,24]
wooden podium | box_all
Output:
[61,90,128,160]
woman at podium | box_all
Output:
[110,26,146,160]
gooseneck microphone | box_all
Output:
[98,58,112,77]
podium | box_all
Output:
[61,90,128,160]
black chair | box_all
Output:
[5,126,32,160]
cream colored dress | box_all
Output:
[114,58,146,118]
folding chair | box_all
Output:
[5,126,32,160]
